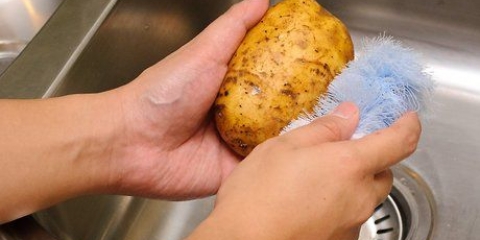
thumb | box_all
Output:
[181,0,270,66]
[133,0,269,116]
[283,102,360,147]
[156,0,269,73]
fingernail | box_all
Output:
[331,102,357,119]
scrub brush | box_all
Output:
[282,36,435,138]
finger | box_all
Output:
[346,226,362,240]
[281,102,360,147]
[179,0,269,66]
[354,112,421,173]
[143,0,269,78]
[138,0,269,115]
[219,144,242,182]
[372,169,394,205]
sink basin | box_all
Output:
[0,0,63,75]
[1,0,479,239]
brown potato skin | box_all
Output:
[214,0,354,157]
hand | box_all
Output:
[187,102,421,240]
[0,0,269,222]
[105,0,269,199]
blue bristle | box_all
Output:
[283,36,435,138]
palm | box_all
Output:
[114,0,268,200]
[162,121,239,199]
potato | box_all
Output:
[214,0,354,156]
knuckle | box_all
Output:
[332,146,366,179]
[227,3,239,14]
[383,170,394,186]
[385,169,394,180]
[341,146,364,173]
[317,119,343,141]
[377,186,393,205]
[139,66,154,77]
[226,1,244,17]
[256,136,294,153]
[352,199,376,226]
[403,131,420,155]
[396,114,422,156]
[375,170,394,203]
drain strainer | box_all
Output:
[358,165,435,240]
[359,196,403,240]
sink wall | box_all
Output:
[0,0,63,74]
[319,1,480,239]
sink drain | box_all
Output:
[359,195,403,240]
[359,164,435,240]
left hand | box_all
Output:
[105,0,269,199]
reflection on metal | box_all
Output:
[0,0,62,75]
[430,64,480,95]
[22,0,43,30]
[0,42,26,74]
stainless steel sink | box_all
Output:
[0,0,63,75]
[1,0,479,239]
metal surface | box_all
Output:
[0,216,56,240]
[320,1,480,239]
[0,0,233,98]
[0,0,117,96]
[360,164,437,240]
[0,0,63,75]
[359,196,403,240]
[391,165,435,240]
[0,0,479,239]
[0,43,23,74]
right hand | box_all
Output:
[189,102,421,240]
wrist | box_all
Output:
[58,91,126,196]
[0,92,125,222]
[187,207,281,240]
[187,193,337,240]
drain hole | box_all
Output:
[377,227,394,234]
[359,195,402,240]
[359,165,435,240]
[375,214,391,224]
